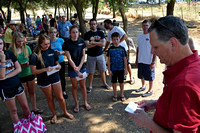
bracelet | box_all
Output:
[1,61,6,63]
[0,65,6,68]
[151,62,155,64]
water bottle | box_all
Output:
[124,75,127,80]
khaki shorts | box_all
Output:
[86,54,107,73]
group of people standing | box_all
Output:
[1,14,199,132]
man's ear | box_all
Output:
[169,37,179,52]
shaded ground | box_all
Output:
[0,12,199,133]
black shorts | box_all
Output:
[19,75,35,83]
[0,83,24,102]
[111,70,124,83]
[37,72,60,88]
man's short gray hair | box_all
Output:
[148,16,188,45]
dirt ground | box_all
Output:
[0,13,200,133]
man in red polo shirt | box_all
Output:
[129,16,200,132]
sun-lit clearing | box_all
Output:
[81,113,127,132]
[83,114,110,124]
[88,121,126,133]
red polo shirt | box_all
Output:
[153,51,200,133]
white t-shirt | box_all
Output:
[137,33,153,65]
[107,26,128,51]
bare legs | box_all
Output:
[127,64,135,84]
[141,78,153,92]
[70,77,91,112]
[88,71,109,89]
[40,82,73,122]
[148,81,153,92]
[88,73,94,89]
[141,78,145,88]
[23,79,39,112]
[5,92,30,123]
[112,83,124,97]
[100,72,109,87]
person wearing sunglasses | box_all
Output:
[130,16,200,133]
[49,27,68,99]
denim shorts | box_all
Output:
[68,68,87,78]
[138,63,155,81]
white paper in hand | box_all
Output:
[125,102,144,114]
[46,65,60,76]
[76,72,87,81]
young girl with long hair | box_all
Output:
[63,25,91,113]
[49,27,68,99]
[0,37,31,123]
[29,34,73,124]
[9,31,43,114]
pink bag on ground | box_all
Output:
[13,112,47,133]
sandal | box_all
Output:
[84,104,92,111]
[65,113,74,120]
[50,117,57,124]
[102,84,111,90]
[120,96,126,101]
[130,77,135,85]
[73,106,79,113]
[112,96,117,102]
[32,109,43,114]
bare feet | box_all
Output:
[65,112,74,120]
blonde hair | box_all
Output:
[34,34,51,68]
[49,27,57,33]
[11,31,29,58]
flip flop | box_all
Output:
[87,88,92,94]
[65,113,74,120]
[73,106,79,113]
[50,117,57,124]
[103,84,111,90]
[112,96,117,102]
[84,105,92,111]
[120,96,126,101]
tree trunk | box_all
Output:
[63,8,66,17]
[54,4,57,18]
[58,5,60,16]
[20,9,25,24]
[167,0,175,16]
[72,0,86,37]
[112,1,116,18]
[118,0,127,33]
[67,6,69,20]
[118,0,129,57]
[92,0,99,19]
[0,7,6,22]
[7,0,12,23]
[70,7,72,18]
[18,1,25,24]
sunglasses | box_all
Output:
[50,32,57,34]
